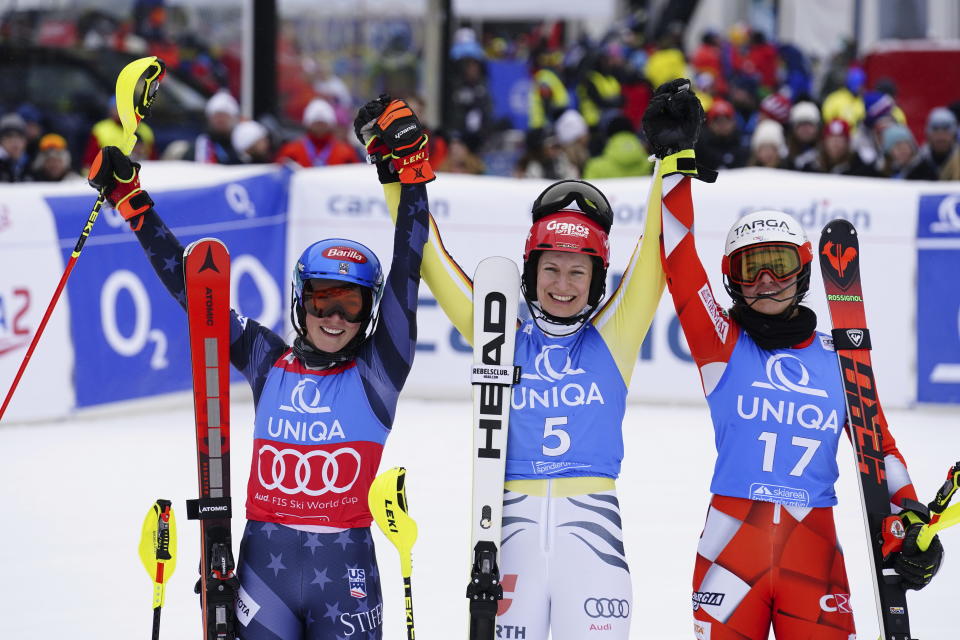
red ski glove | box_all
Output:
[87,146,154,224]
[355,97,434,185]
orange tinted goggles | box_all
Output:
[303,281,366,322]
[727,243,803,285]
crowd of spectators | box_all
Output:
[2,14,960,184]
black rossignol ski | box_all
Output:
[183,238,239,640]
[466,257,521,640]
[819,219,914,640]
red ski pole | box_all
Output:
[0,56,165,422]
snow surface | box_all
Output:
[1,396,957,639]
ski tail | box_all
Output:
[467,257,521,640]
[819,220,913,640]
[183,238,239,640]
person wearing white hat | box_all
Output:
[554,109,590,174]
[188,90,242,164]
[276,97,360,167]
[231,120,272,164]
[749,118,787,168]
[786,101,820,170]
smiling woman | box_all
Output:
[86,95,438,639]
[534,252,593,318]
[659,156,942,637]
[381,82,716,640]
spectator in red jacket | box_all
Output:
[275,98,360,167]
[737,30,779,91]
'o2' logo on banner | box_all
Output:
[231,254,282,331]
[226,183,256,218]
[100,270,169,369]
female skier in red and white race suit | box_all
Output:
[646,79,944,639]
[86,99,435,640]
[369,83,710,639]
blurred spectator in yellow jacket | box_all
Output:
[528,51,570,131]
[582,115,652,179]
[822,67,866,129]
[82,98,155,170]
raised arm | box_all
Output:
[591,156,697,386]
[350,97,439,426]
[383,182,475,344]
[658,163,738,393]
[637,80,735,397]
[355,182,430,425]
[87,147,287,402]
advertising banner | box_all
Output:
[44,166,291,407]
[0,187,74,422]
[0,163,936,421]
[916,192,960,403]
[288,166,919,408]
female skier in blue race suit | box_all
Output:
[86,99,435,639]
[370,85,711,639]
[647,79,944,639]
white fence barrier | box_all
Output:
[1,162,957,422]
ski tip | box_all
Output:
[183,237,229,257]
[819,218,858,239]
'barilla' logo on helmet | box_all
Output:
[322,246,367,263]
[545,220,590,238]
[732,219,797,238]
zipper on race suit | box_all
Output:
[773,502,782,525]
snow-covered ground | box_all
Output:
[1,396,957,639]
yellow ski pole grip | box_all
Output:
[369,467,418,574]
[115,56,166,155]
[917,502,960,552]
[139,498,177,639]
[369,467,418,640]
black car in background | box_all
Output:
[0,45,209,165]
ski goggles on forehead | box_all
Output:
[303,280,368,322]
[726,243,804,285]
[532,181,613,232]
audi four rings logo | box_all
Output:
[258,445,361,496]
[583,598,630,619]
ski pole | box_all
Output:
[139,499,178,640]
[882,461,960,557]
[369,467,419,640]
[916,461,960,551]
[0,56,165,422]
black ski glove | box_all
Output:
[894,519,944,590]
[641,78,705,158]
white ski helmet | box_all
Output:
[721,210,813,304]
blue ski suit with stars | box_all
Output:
[131,182,430,640]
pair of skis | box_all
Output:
[183,239,239,640]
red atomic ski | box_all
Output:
[183,238,239,640]
[819,219,913,640]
